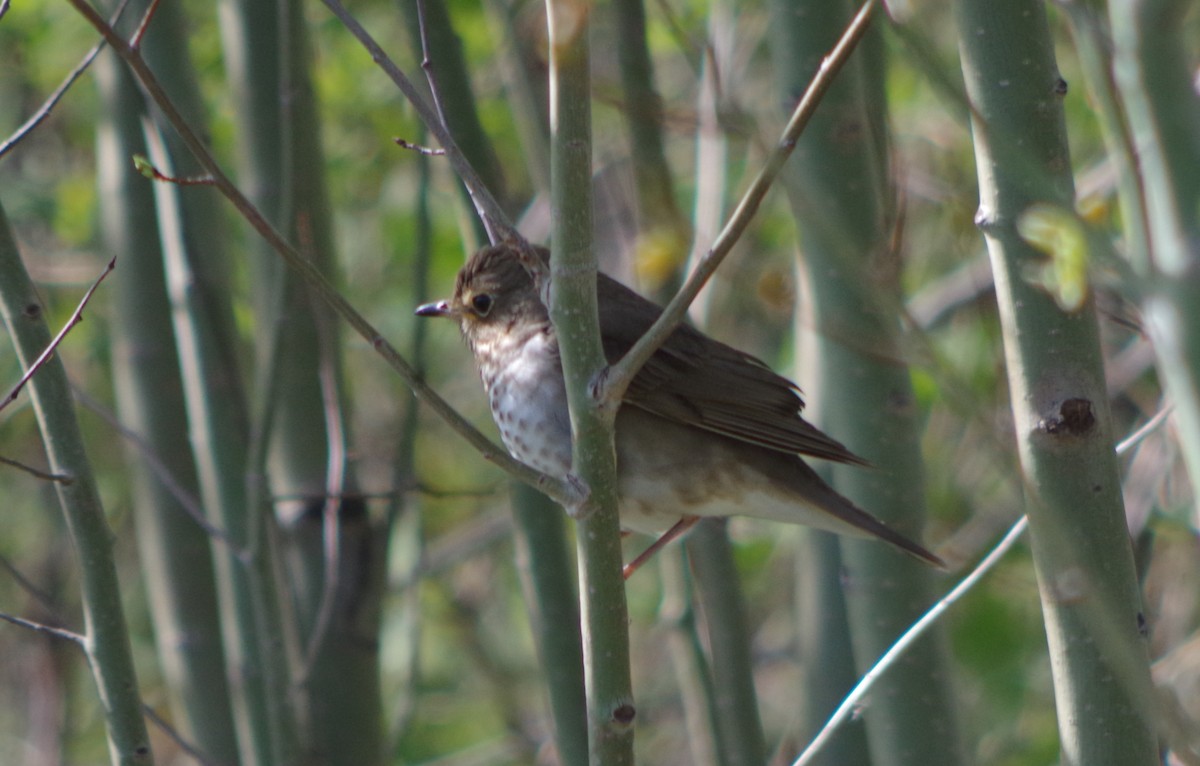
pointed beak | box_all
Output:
[415,300,455,318]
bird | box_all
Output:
[416,242,943,571]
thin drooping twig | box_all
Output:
[0,0,131,161]
[0,454,71,482]
[63,0,584,509]
[598,0,880,408]
[0,257,116,413]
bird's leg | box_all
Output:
[622,516,700,580]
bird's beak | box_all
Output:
[415,300,455,318]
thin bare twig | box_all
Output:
[599,0,880,408]
[133,154,216,186]
[1116,403,1174,454]
[319,0,512,244]
[300,250,352,675]
[414,0,451,133]
[0,454,72,483]
[128,0,161,49]
[0,0,131,161]
[0,257,116,413]
[0,611,86,646]
[394,137,445,155]
[62,0,584,509]
[0,555,63,618]
[142,704,220,766]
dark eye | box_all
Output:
[471,293,494,316]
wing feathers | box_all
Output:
[596,273,865,466]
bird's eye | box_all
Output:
[471,293,494,316]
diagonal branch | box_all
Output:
[319,0,513,245]
[598,0,879,408]
[0,611,86,646]
[0,0,132,161]
[0,257,116,413]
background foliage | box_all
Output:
[0,0,1196,764]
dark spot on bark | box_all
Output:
[23,302,40,320]
[1137,611,1148,638]
[1040,398,1095,435]
[1054,77,1068,96]
[613,703,636,725]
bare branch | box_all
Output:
[0,454,72,483]
[0,0,132,161]
[132,153,215,186]
[415,0,451,134]
[128,0,161,49]
[0,611,86,647]
[142,704,221,766]
[394,137,445,156]
[318,0,513,244]
[599,0,879,407]
[0,257,116,414]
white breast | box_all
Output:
[479,330,573,476]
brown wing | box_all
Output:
[596,273,866,465]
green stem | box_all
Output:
[771,1,962,762]
[511,483,589,766]
[94,31,239,763]
[957,1,1159,762]
[545,1,634,763]
[0,203,153,766]
[686,520,765,766]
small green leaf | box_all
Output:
[1017,203,1089,311]
[131,154,155,179]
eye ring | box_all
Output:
[471,293,494,316]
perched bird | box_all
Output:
[417,243,943,569]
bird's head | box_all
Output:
[416,244,550,350]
